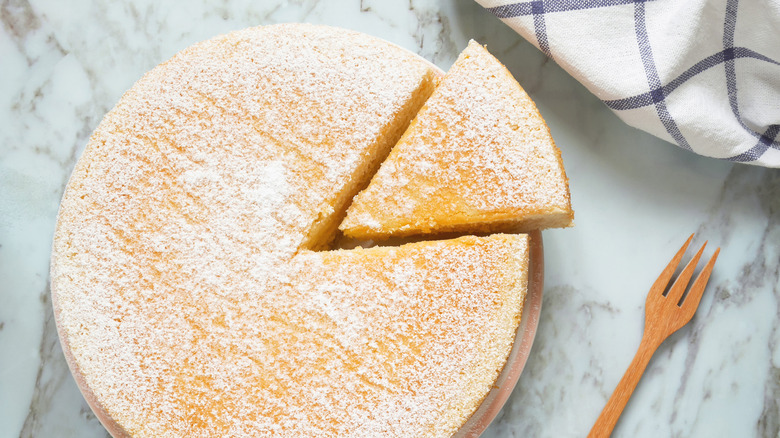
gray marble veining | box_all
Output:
[1,1,777,437]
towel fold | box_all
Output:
[477,0,780,167]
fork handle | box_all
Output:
[587,333,662,438]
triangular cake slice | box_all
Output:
[340,41,573,239]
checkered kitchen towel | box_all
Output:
[477,0,780,167]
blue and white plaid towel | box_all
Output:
[477,0,780,167]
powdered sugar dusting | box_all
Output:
[48,23,534,438]
[286,235,528,437]
[342,40,573,237]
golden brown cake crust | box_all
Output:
[341,40,573,240]
[51,25,529,438]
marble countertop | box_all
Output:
[1,1,778,437]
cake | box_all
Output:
[340,40,573,239]
[50,25,554,437]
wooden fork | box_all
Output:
[588,234,720,438]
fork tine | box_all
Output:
[667,241,707,305]
[650,234,694,295]
[681,248,720,311]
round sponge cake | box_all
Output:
[51,24,531,437]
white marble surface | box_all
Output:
[1,1,778,437]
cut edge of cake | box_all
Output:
[302,66,441,250]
